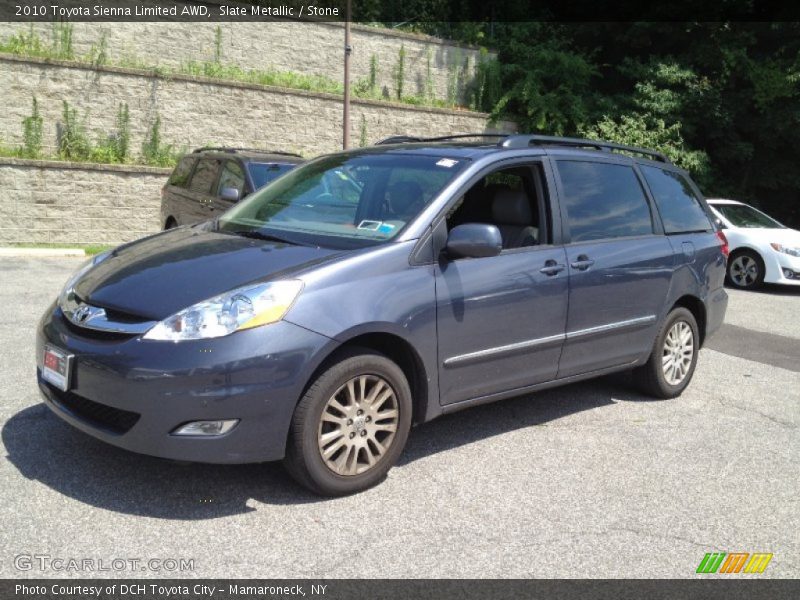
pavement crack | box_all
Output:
[714,396,796,429]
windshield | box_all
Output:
[247,162,298,189]
[712,203,784,229]
[219,152,467,249]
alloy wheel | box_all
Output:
[730,255,759,287]
[317,375,399,476]
[662,321,694,386]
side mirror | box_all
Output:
[445,224,503,259]
[714,218,727,230]
[220,187,241,202]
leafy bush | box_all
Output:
[21,97,43,158]
[581,114,710,183]
[141,115,178,167]
[394,45,406,100]
[57,101,92,161]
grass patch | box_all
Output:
[6,242,115,255]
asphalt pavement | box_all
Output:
[0,257,797,578]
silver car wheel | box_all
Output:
[317,375,399,476]
[730,255,759,287]
[662,321,694,386]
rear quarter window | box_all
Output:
[640,166,712,234]
[168,157,195,188]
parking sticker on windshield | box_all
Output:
[358,220,382,231]
[436,158,459,168]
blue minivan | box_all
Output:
[37,134,729,495]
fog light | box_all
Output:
[172,420,239,436]
[784,269,794,279]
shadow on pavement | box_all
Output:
[3,375,646,519]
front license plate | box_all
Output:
[42,344,73,392]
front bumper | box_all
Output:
[36,303,333,463]
[766,252,800,285]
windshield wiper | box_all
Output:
[227,230,304,245]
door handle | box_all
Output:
[570,255,595,271]
[540,260,566,276]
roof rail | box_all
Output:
[193,147,303,158]
[374,133,670,163]
[498,134,670,163]
[376,133,507,145]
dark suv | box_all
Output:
[160,147,304,229]
[38,134,728,496]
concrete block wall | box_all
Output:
[0,17,489,105]
[0,159,168,244]
[0,55,512,244]
[0,55,510,157]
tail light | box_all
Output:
[716,230,729,259]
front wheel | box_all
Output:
[633,307,699,399]
[727,250,764,289]
[283,348,412,496]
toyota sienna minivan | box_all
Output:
[37,134,729,496]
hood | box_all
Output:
[74,227,343,320]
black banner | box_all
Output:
[3,580,800,600]
[3,0,800,22]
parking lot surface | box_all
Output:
[1,257,797,578]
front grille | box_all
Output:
[45,384,141,434]
[62,316,136,341]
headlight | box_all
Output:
[58,250,112,307]
[143,280,303,341]
[770,243,800,257]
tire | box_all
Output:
[283,347,412,496]
[727,249,765,289]
[633,307,699,399]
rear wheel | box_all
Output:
[727,250,764,289]
[633,307,699,399]
[284,348,412,496]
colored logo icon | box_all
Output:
[696,552,773,574]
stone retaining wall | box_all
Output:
[0,15,489,105]
[0,158,169,244]
[0,54,509,158]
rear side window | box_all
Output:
[168,157,195,188]
[557,161,653,242]
[187,158,222,194]
[640,166,712,234]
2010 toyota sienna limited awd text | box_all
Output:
[37,133,729,495]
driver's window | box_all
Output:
[216,161,246,198]
[446,164,546,250]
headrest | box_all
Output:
[388,181,424,208]
[491,188,532,226]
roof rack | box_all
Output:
[375,133,670,163]
[499,134,670,163]
[193,147,303,158]
[376,133,507,145]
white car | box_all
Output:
[707,199,800,289]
